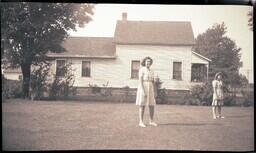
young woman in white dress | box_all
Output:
[136,57,158,127]
[212,72,225,119]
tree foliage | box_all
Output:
[30,61,51,100]
[1,3,94,98]
[247,10,253,31]
[192,22,242,85]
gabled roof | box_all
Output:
[114,20,195,45]
[47,37,116,58]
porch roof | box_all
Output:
[192,51,211,64]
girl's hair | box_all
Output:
[141,56,153,66]
[214,72,222,80]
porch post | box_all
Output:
[206,64,209,81]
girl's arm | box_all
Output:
[152,71,157,98]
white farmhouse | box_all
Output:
[47,13,211,91]
[3,13,211,93]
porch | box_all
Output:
[191,51,211,83]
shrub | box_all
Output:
[154,76,167,104]
[101,82,112,96]
[30,62,51,100]
[157,88,168,104]
[2,77,23,99]
[187,80,246,106]
[49,62,76,100]
[223,95,236,106]
[121,86,130,102]
[187,81,213,106]
[2,74,6,102]
[241,89,254,107]
[88,84,101,94]
[185,97,201,105]
[49,75,62,100]
[61,63,76,98]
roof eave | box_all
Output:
[192,51,212,62]
[114,42,196,46]
[3,71,22,73]
[47,54,117,59]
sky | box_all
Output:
[69,4,254,83]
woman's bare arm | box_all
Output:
[213,82,217,98]
[139,75,146,96]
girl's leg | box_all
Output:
[217,102,224,118]
[139,106,146,127]
[149,106,157,126]
[217,105,220,117]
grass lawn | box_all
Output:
[2,99,254,151]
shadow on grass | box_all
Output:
[225,115,249,118]
[158,123,222,126]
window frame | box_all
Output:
[131,60,140,79]
[81,61,91,78]
[55,59,67,77]
[172,61,182,80]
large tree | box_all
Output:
[192,22,243,85]
[1,3,94,98]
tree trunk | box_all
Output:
[21,63,31,99]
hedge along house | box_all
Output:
[3,13,211,102]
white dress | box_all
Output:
[212,80,224,106]
[136,67,156,106]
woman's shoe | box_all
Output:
[139,122,146,127]
[149,122,158,126]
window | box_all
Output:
[173,62,182,80]
[18,75,23,80]
[131,60,140,79]
[191,64,207,82]
[82,61,91,77]
[56,60,66,77]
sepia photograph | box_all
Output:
[1,3,254,151]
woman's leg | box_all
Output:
[149,105,154,122]
[212,106,217,119]
[149,105,157,126]
[139,106,146,126]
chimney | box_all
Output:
[122,12,127,21]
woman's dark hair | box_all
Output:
[141,56,153,66]
[214,72,222,80]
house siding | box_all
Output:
[50,45,194,90]
[116,45,193,90]
[3,73,21,80]
[4,45,208,91]
[49,58,124,88]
